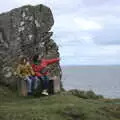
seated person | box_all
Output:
[32,54,60,95]
[16,56,38,96]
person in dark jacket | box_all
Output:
[32,54,60,95]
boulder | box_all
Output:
[0,4,62,91]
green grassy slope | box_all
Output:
[0,86,120,120]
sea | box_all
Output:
[62,65,120,98]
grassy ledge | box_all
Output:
[0,85,120,120]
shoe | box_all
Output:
[42,90,48,96]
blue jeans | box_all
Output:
[25,76,32,93]
[30,76,39,90]
[25,76,39,93]
[38,76,49,90]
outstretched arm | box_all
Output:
[44,58,60,65]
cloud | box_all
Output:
[80,35,94,44]
[60,44,120,65]
[74,17,103,30]
[94,27,120,45]
[16,0,48,6]
[1,0,120,65]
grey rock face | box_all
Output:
[0,4,62,90]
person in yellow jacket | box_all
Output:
[16,56,37,96]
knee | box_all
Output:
[27,78,32,84]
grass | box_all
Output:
[0,85,120,120]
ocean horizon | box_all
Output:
[62,65,120,98]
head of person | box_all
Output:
[33,54,42,64]
[19,56,27,65]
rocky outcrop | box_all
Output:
[0,4,62,91]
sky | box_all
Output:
[0,0,120,65]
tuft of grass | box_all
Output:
[68,89,104,99]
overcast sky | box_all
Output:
[0,0,120,65]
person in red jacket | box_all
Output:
[32,54,60,95]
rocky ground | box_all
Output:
[0,85,120,120]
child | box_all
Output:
[32,54,60,95]
[16,56,36,96]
